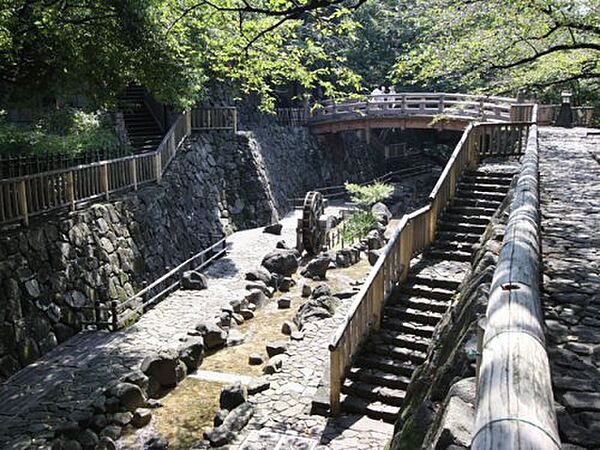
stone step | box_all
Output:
[457,182,510,194]
[366,343,428,365]
[400,283,455,301]
[373,329,432,352]
[347,366,412,390]
[461,174,513,186]
[429,240,475,254]
[464,170,516,180]
[437,221,487,235]
[435,231,481,245]
[340,395,400,423]
[455,189,507,202]
[452,197,501,210]
[388,294,451,314]
[406,274,461,291]
[383,305,443,326]
[446,205,496,217]
[425,248,472,262]
[355,355,418,377]
[442,214,491,226]
[381,318,436,338]
[342,379,406,407]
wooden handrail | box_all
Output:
[0,107,238,227]
[472,105,560,449]
[327,104,536,414]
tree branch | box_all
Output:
[491,43,600,70]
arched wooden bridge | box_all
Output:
[308,92,529,135]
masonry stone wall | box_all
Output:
[0,119,382,381]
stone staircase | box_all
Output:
[337,167,515,423]
[119,85,165,153]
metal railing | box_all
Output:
[327,106,536,414]
[275,107,310,126]
[79,237,228,331]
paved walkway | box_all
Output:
[0,212,303,449]
[539,127,600,449]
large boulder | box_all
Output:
[141,350,186,390]
[294,294,339,327]
[178,336,205,371]
[194,321,228,350]
[301,255,331,279]
[244,268,272,285]
[245,289,267,308]
[181,270,208,290]
[366,230,385,250]
[263,223,283,235]
[219,384,247,410]
[109,382,147,412]
[372,202,392,225]
[261,249,299,277]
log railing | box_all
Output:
[472,108,560,449]
[327,107,536,414]
[313,93,517,123]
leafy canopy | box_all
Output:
[345,181,394,208]
[391,0,600,103]
[0,0,367,109]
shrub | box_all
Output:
[341,210,379,243]
[344,181,394,209]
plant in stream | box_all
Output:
[341,181,394,243]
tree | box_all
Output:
[0,0,367,110]
[390,0,600,103]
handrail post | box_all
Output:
[100,163,109,200]
[232,108,238,134]
[66,171,75,210]
[130,159,138,191]
[155,153,162,183]
[110,300,119,331]
[330,350,341,414]
[17,179,28,226]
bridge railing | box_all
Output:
[191,107,238,132]
[327,106,535,414]
[313,93,516,122]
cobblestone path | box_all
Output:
[0,214,301,449]
[539,127,600,449]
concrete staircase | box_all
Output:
[337,167,514,423]
[119,85,165,153]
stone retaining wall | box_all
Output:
[0,119,382,380]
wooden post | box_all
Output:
[94,299,101,330]
[100,163,109,200]
[17,180,28,226]
[155,153,162,183]
[330,349,341,414]
[110,300,119,331]
[66,171,75,210]
[232,108,238,134]
[130,159,138,191]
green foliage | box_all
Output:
[345,181,394,208]
[390,0,600,105]
[0,109,128,156]
[0,0,369,110]
[341,210,379,243]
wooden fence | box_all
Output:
[0,107,238,227]
[472,107,560,449]
[79,237,228,331]
[537,104,595,126]
[191,107,238,132]
[275,107,310,126]
[327,108,536,414]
